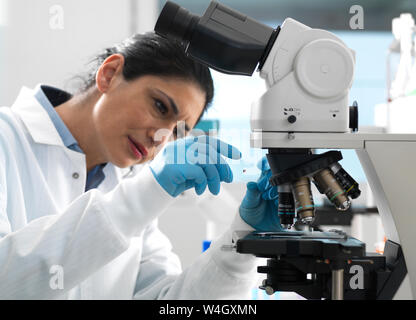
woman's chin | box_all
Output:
[111,156,147,168]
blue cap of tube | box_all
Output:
[202,240,212,252]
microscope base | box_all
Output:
[234,231,407,300]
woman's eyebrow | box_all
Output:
[154,88,190,131]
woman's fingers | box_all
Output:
[188,141,234,184]
[199,163,221,195]
[174,135,243,195]
[180,164,207,195]
[194,135,241,160]
[241,181,262,209]
[257,170,272,191]
[262,186,278,200]
[256,156,270,171]
[200,144,233,183]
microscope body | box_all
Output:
[250,17,416,299]
[155,0,416,299]
[252,18,355,133]
[251,18,359,228]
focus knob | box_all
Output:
[288,115,297,123]
[295,39,354,98]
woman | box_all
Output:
[0,32,281,299]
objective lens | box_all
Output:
[291,177,315,225]
[330,163,361,199]
[278,184,296,229]
[313,168,351,211]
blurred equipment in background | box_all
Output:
[375,13,416,133]
[389,13,415,99]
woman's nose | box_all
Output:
[151,126,174,146]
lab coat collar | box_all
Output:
[10,85,129,186]
[11,86,65,147]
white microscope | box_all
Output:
[155,1,416,300]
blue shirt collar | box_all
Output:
[34,84,83,153]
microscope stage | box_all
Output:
[234,230,366,260]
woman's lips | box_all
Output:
[127,136,148,160]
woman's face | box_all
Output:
[92,58,206,168]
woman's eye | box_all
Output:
[154,99,168,115]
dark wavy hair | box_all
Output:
[78,32,214,122]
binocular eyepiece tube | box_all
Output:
[155,1,277,75]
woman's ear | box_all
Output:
[95,54,125,93]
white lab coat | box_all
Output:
[0,87,258,300]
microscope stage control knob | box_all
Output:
[288,115,297,123]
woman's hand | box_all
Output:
[150,135,241,197]
[239,157,283,232]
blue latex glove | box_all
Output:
[239,156,283,231]
[150,135,241,197]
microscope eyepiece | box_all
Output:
[154,2,199,48]
[155,1,276,75]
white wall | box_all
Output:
[0,0,157,105]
